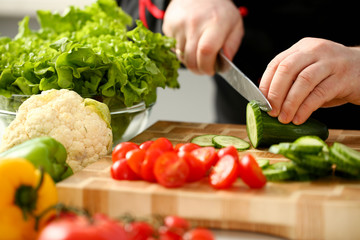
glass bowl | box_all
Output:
[0,94,153,147]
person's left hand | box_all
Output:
[259,37,360,125]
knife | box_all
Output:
[216,51,272,112]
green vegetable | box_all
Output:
[190,134,217,147]
[0,136,72,182]
[246,101,329,148]
[0,0,180,108]
[329,142,360,177]
[212,135,250,150]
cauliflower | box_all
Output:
[0,89,113,172]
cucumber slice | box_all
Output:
[332,142,360,167]
[263,161,297,181]
[286,152,331,175]
[246,101,329,148]
[190,134,217,147]
[330,146,360,177]
[212,135,250,150]
[292,136,328,154]
[256,159,270,169]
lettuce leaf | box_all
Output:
[0,0,180,107]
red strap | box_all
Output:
[139,0,248,29]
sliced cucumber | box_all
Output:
[246,101,329,148]
[256,158,270,169]
[292,136,328,154]
[331,142,360,167]
[263,161,297,181]
[190,134,217,147]
[212,135,250,150]
[329,146,360,177]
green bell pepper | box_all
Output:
[0,136,73,182]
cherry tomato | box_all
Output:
[183,228,215,240]
[238,154,267,189]
[175,143,201,153]
[139,140,154,151]
[154,152,189,188]
[148,137,174,153]
[111,158,140,180]
[164,215,190,236]
[178,151,206,182]
[126,148,146,177]
[158,226,183,240]
[38,213,127,240]
[125,221,155,240]
[209,154,239,189]
[191,147,219,171]
[141,148,163,182]
[112,142,139,163]
[217,145,239,161]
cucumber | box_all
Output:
[246,101,329,148]
[190,134,217,147]
[256,158,270,169]
[331,142,360,167]
[262,161,297,181]
[292,136,329,154]
[329,145,360,177]
[212,135,250,150]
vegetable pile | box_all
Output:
[0,0,180,108]
[111,137,267,189]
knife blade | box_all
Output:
[216,51,272,112]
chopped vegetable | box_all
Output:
[0,136,72,182]
[0,89,113,173]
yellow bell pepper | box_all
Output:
[0,158,58,240]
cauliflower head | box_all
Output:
[0,89,113,172]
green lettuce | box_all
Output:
[0,0,180,107]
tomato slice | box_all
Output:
[209,154,239,189]
[217,145,239,161]
[126,148,146,177]
[112,142,139,163]
[141,148,163,182]
[178,151,206,182]
[238,154,267,189]
[154,152,189,188]
[175,143,201,153]
[191,147,219,171]
[148,137,174,153]
[110,158,140,180]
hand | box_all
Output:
[259,37,360,125]
[162,0,244,75]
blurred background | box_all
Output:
[0,0,217,127]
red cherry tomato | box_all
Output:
[154,152,189,188]
[217,145,239,161]
[178,151,206,182]
[164,215,190,236]
[111,158,140,180]
[125,221,155,240]
[141,148,163,182]
[148,137,174,153]
[238,154,267,189]
[191,147,219,171]
[183,228,215,240]
[209,154,239,189]
[112,142,139,163]
[126,148,146,177]
[139,140,154,151]
[158,226,183,240]
[38,213,127,240]
[175,143,201,153]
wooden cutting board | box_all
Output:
[56,121,360,240]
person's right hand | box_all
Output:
[162,0,244,75]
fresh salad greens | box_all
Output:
[0,0,180,108]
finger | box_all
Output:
[222,20,244,61]
[265,51,315,117]
[292,75,337,125]
[183,30,202,74]
[278,62,331,124]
